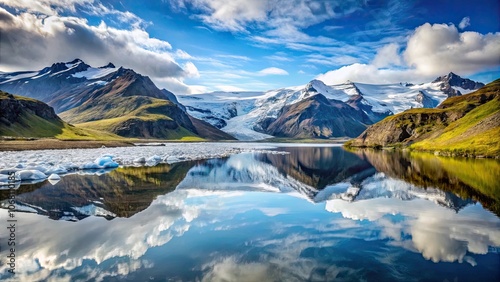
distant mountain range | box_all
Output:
[177,73,484,140]
[0,59,234,140]
[0,59,487,141]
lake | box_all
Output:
[1,144,499,281]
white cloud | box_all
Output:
[306,54,359,66]
[175,49,192,59]
[404,23,500,76]
[264,53,293,62]
[459,16,471,30]
[215,54,252,61]
[184,61,200,78]
[372,43,402,67]
[317,22,500,85]
[316,63,423,85]
[0,0,93,15]
[258,67,289,76]
[0,8,205,94]
[169,0,365,33]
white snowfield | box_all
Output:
[178,79,473,141]
[0,60,117,84]
[0,143,283,187]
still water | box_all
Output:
[1,145,499,281]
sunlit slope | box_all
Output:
[347,79,500,157]
[0,91,121,140]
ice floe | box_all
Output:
[0,142,284,187]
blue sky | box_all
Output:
[0,0,499,93]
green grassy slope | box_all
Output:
[60,96,204,140]
[0,91,122,140]
[346,79,500,157]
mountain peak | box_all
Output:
[433,72,485,92]
[67,58,84,65]
[304,79,328,93]
[100,62,115,69]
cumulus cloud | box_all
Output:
[404,23,500,75]
[317,22,500,84]
[459,16,471,30]
[0,7,202,93]
[372,43,402,67]
[257,67,289,76]
[326,195,500,264]
[316,63,423,84]
[0,0,93,15]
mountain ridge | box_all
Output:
[0,59,235,140]
[346,78,500,157]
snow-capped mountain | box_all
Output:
[177,74,484,140]
[0,59,234,140]
[176,152,472,211]
[0,60,485,141]
[0,59,170,112]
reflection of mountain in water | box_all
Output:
[2,146,498,220]
[353,149,500,216]
[0,161,197,220]
[258,147,375,189]
[177,147,477,213]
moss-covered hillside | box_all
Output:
[346,79,500,157]
[0,91,121,140]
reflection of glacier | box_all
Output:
[177,153,319,199]
[177,153,471,212]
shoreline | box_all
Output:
[0,138,350,152]
[345,145,500,159]
[0,139,134,151]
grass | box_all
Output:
[410,97,500,156]
[348,79,500,157]
[60,95,205,140]
[60,96,176,123]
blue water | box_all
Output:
[1,146,499,281]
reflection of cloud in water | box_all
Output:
[0,189,214,281]
[326,196,500,265]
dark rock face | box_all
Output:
[353,111,455,146]
[263,94,370,138]
[161,89,186,111]
[114,118,180,138]
[0,91,61,126]
[433,72,485,97]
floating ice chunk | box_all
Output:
[62,162,79,170]
[89,156,119,169]
[166,156,179,164]
[134,157,146,163]
[146,155,162,165]
[48,173,61,180]
[15,170,47,181]
[82,162,100,170]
